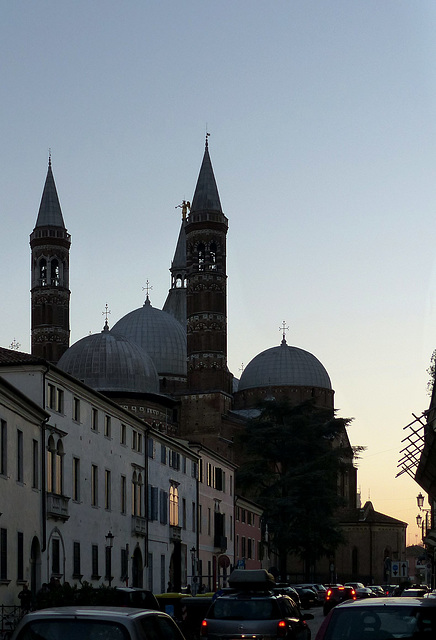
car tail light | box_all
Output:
[351,589,356,600]
[326,589,332,598]
[277,620,288,638]
[200,620,207,637]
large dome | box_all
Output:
[111,297,187,377]
[238,339,332,391]
[57,323,160,393]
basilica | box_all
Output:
[0,140,407,605]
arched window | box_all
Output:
[136,473,143,517]
[209,242,217,270]
[175,274,183,288]
[132,471,138,515]
[55,440,64,495]
[169,485,179,526]
[40,259,47,286]
[47,436,55,493]
[197,243,205,271]
[51,259,60,286]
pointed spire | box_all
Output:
[35,154,66,228]
[190,136,222,213]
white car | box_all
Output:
[11,606,186,640]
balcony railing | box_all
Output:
[132,515,147,536]
[46,493,70,521]
[170,525,182,542]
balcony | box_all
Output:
[170,525,182,542]
[132,515,147,537]
[214,535,227,552]
[46,493,70,521]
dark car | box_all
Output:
[323,586,356,615]
[201,569,313,640]
[292,585,317,609]
[273,585,302,609]
[315,596,436,639]
[11,606,186,640]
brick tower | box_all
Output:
[30,157,71,363]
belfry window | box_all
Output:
[51,259,60,286]
[40,259,47,286]
[198,243,205,271]
[209,242,217,270]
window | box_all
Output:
[39,258,47,286]
[17,532,24,581]
[56,388,64,413]
[148,486,159,521]
[52,538,60,575]
[73,541,81,577]
[55,440,63,495]
[182,498,186,530]
[121,475,126,514]
[17,429,23,483]
[192,461,198,479]
[182,456,187,474]
[161,445,166,464]
[0,528,7,580]
[159,489,168,524]
[105,469,111,510]
[120,423,126,445]
[104,415,111,438]
[47,383,56,409]
[0,420,7,475]
[91,464,98,506]
[32,440,39,489]
[51,259,60,286]
[230,515,233,541]
[132,431,137,450]
[207,463,212,486]
[121,548,128,583]
[91,544,99,579]
[215,467,223,491]
[72,457,80,502]
[247,537,252,559]
[132,472,143,516]
[73,397,80,422]
[147,437,154,458]
[169,450,180,470]
[199,504,202,534]
[192,501,196,532]
[137,433,142,453]
[169,485,179,526]
[207,508,211,536]
[91,408,98,432]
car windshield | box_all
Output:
[324,605,436,639]
[211,599,279,620]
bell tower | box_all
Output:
[185,138,232,394]
[30,156,71,363]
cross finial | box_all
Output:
[142,279,153,301]
[48,148,52,167]
[279,321,289,344]
[239,363,244,374]
[102,303,111,329]
[206,131,210,149]
[9,338,21,351]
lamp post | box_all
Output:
[105,531,114,587]
[417,493,433,588]
[190,546,198,595]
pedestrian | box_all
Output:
[18,584,32,613]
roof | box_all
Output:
[57,322,160,394]
[34,158,66,228]
[190,140,222,213]
[238,339,332,391]
[339,501,407,526]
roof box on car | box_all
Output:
[228,569,276,590]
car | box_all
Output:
[344,581,365,590]
[272,585,303,609]
[291,585,317,608]
[295,583,327,604]
[400,587,430,597]
[200,569,313,639]
[315,596,436,639]
[323,586,356,615]
[354,586,377,599]
[10,606,186,640]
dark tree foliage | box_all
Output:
[236,399,354,579]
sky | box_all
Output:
[1,0,436,546]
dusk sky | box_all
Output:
[2,1,436,544]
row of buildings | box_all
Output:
[1,139,407,605]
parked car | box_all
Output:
[323,586,356,615]
[344,581,365,590]
[272,585,302,609]
[11,606,186,640]
[201,569,313,640]
[296,583,327,604]
[368,585,385,597]
[315,596,436,639]
[291,585,317,608]
[400,587,430,597]
[354,586,377,599]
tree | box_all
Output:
[427,349,436,396]
[236,399,354,581]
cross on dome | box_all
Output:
[279,320,289,345]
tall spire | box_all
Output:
[190,136,222,214]
[35,155,66,228]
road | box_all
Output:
[304,605,325,638]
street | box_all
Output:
[305,605,325,637]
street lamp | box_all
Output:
[105,531,114,587]
[190,546,197,594]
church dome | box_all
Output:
[238,339,332,391]
[57,322,160,393]
[111,297,187,377]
